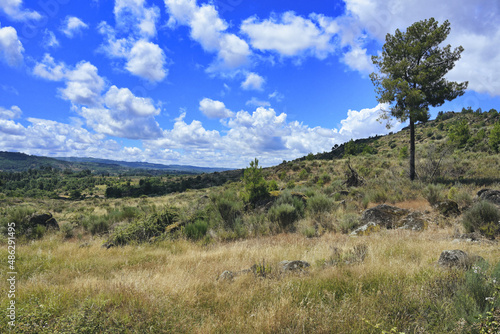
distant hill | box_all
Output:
[0,151,232,174]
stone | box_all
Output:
[28,213,59,230]
[218,270,234,281]
[398,212,428,231]
[435,200,460,217]
[360,204,409,229]
[438,249,468,268]
[350,222,381,236]
[477,189,500,206]
[278,260,310,273]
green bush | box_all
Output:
[307,193,333,215]
[211,190,244,229]
[462,201,500,238]
[243,158,269,204]
[184,220,208,240]
[423,183,445,206]
[106,207,180,246]
[448,119,470,148]
[489,121,500,152]
[269,204,299,231]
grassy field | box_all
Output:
[1,110,500,333]
[1,223,499,333]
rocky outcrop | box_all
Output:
[477,189,500,206]
[438,249,485,269]
[28,213,59,230]
[351,205,430,236]
[278,260,310,273]
[434,200,460,217]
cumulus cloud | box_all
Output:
[61,16,89,38]
[342,0,500,95]
[125,40,167,82]
[240,11,336,59]
[0,25,24,66]
[241,72,265,91]
[60,61,105,106]
[199,98,234,119]
[114,0,160,38]
[33,53,67,81]
[98,0,168,83]
[0,105,22,119]
[164,0,251,71]
[0,0,42,21]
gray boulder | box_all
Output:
[438,249,485,269]
[360,204,409,229]
[435,200,460,217]
[399,212,427,231]
[278,260,310,273]
[477,189,500,206]
[28,213,59,230]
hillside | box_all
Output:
[0,151,231,175]
[0,108,500,333]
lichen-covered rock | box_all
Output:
[477,189,500,206]
[278,260,310,273]
[438,249,485,269]
[398,212,428,231]
[218,270,234,281]
[350,222,381,236]
[435,200,460,217]
[360,204,409,229]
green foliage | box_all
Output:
[211,190,244,229]
[422,183,445,206]
[243,158,269,204]
[371,18,467,180]
[299,169,309,180]
[306,153,315,161]
[106,207,179,246]
[60,222,75,239]
[462,201,500,238]
[267,179,279,191]
[489,122,500,153]
[269,192,305,231]
[184,220,208,240]
[307,193,333,215]
[399,146,409,159]
[448,119,471,148]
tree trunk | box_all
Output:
[409,117,416,181]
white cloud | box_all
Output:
[164,0,251,71]
[114,0,160,38]
[42,29,60,49]
[0,105,21,119]
[269,90,284,102]
[60,61,105,106]
[241,72,265,90]
[0,25,24,66]
[240,11,336,59]
[125,40,167,82]
[0,119,24,136]
[104,85,160,117]
[61,16,89,38]
[199,98,234,119]
[245,97,270,107]
[342,0,500,95]
[338,103,401,140]
[33,53,67,81]
[0,0,42,21]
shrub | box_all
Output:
[489,121,500,152]
[184,221,208,240]
[106,207,180,246]
[269,204,299,231]
[243,158,269,204]
[462,201,500,238]
[338,213,360,234]
[60,222,75,239]
[399,146,409,159]
[211,190,244,229]
[448,119,470,148]
[423,183,445,206]
[307,194,333,215]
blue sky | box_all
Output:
[1,0,499,168]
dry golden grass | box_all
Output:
[2,226,499,333]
